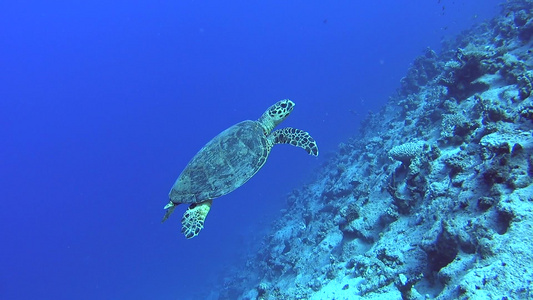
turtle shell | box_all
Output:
[169,120,270,204]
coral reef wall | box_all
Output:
[217,1,533,299]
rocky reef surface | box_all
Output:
[215,1,533,299]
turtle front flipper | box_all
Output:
[181,200,213,239]
[271,127,319,156]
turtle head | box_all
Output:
[258,99,295,134]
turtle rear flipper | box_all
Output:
[271,127,319,156]
[181,200,213,239]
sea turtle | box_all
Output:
[162,99,319,238]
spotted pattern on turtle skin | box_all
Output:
[272,127,319,156]
[269,101,292,118]
[181,200,212,239]
[258,99,295,135]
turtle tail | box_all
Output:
[161,201,179,223]
[271,127,319,156]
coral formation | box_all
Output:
[388,141,426,164]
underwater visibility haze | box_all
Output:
[2,0,522,299]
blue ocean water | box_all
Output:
[0,1,502,299]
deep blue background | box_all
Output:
[1,1,501,299]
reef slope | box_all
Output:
[218,1,533,299]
